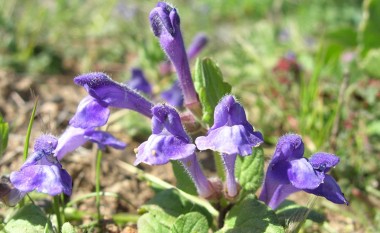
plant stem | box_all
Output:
[23,97,39,160]
[53,195,63,232]
[19,97,39,208]
[95,150,103,223]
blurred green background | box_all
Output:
[1,0,379,232]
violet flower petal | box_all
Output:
[54,127,88,160]
[69,95,110,128]
[260,134,347,209]
[287,158,323,189]
[195,95,263,156]
[187,33,208,60]
[271,134,304,165]
[308,152,340,173]
[134,133,196,166]
[127,68,152,96]
[222,153,238,197]
[150,2,199,106]
[305,174,348,205]
[84,129,127,150]
[161,80,184,107]
[134,104,196,166]
[180,154,214,198]
[196,125,262,156]
[74,72,153,118]
[10,163,72,196]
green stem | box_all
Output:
[53,196,63,232]
[95,150,103,223]
[117,160,219,217]
[19,97,39,208]
[23,97,39,160]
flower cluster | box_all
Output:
[2,1,349,215]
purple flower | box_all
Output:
[134,104,214,198]
[70,95,110,129]
[54,126,126,160]
[10,135,72,196]
[149,2,200,112]
[195,95,263,197]
[259,134,348,209]
[187,33,208,61]
[161,80,184,107]
[74,72,154,118]
[127,68,152,97]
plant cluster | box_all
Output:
[3,2,372,233]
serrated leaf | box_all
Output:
[171,212,209,233]
[138,211,172,233]
[4,204,53,233]
[141,189,213,227]
[62,222,76,233]
[171,161,197,195]
[194,58,232,125]
[275,200,325,226]
[361,49,380,78]
[218,195,284,233]
[235,147,264,195]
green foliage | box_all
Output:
[138,189,212,232]
[194,57,232,125]
[171,161,197,195]
[218,195,284,233]
[361,49,380,78]
[275,200,325,227]
[2,205,53,233]
[235,147,264,196]
[171,212,209,233]
[62,222,76,233]
[0,115,9,158]
[137,207,175,233]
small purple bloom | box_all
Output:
[70,95,110,129]
[161,80,184,107]
[127,68,153,97]
[10,135,72,196]
[195,95,263,197]
[187,33,208,61]
[135,104,214,198]
[259,134,348,209]
[74,72,154,118]
[54,126,126,160]
[150,2,200,110]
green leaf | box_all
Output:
[171,212,209,233]
[3,204,53,233]
[275,200,325,226]
[140,189,213,227]
[0,115,9,158]
[360,49,380,78]
[171,161,197,195]
[62,222,76,233]
[218,195,284,233]
[137,209,172,233]
[235,147,264,195]
[359,0,380,56]
[194,57,232,125]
